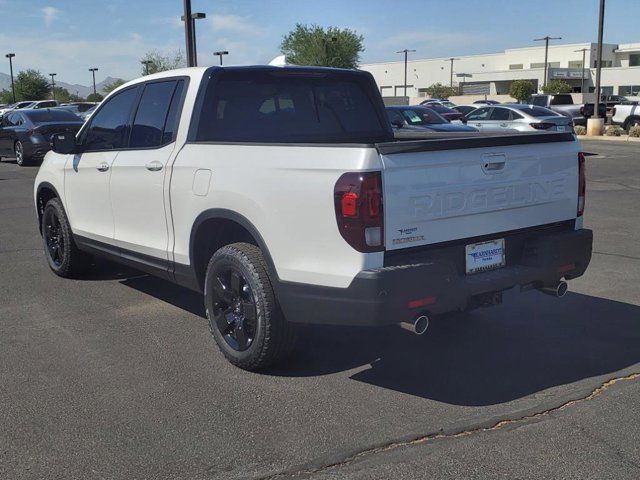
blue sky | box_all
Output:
[0,0,638,85]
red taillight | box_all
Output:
[530,122,554,130]
[334,171,384,253]
[578,152,586,216]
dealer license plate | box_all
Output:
[465,239,505,274]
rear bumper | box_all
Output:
[278,226,592,326]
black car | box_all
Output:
[58,102,97,115]
[0,109,84,166]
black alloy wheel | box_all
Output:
[43,207,65,267]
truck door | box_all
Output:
[109,79,185,265]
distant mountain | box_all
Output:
[0,72,125,99]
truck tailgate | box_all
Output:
[377,133,579,250]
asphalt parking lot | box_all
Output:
[1,140,639,479]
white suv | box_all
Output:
[35,66,592,370]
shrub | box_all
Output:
[629,126,640,138]
[574,125,587,136]
[605,125,623,136]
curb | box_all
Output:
[577,135,640,143]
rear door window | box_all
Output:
[129,80,179,149]
[489,108,511,121]
[195,70,389,143]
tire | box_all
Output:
[624,116,640,131]
[15,140,30,167]
[41,198,91,278]
[204,242,296,371]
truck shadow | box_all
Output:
[271,291,640,406]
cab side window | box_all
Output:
[83,87,139,151]
[129,80,181,149]
[466,107,491,121]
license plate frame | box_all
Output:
[465,239,506,275]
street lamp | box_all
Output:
[446,57,459,88]
[5,53,16,102]
[396,49,416,98]
[593,0,606,124]
[182,0,195,67]
[574,47,589,94]
[214,50,229,66]
[89,68,99,97]
[49,73,57,100]
[181,12,206,66]
[141,60,152,75]
[534,35,562,90]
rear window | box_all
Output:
[531,96,547,107]
[195,70,389,143]
[523,106,559,117]
[24,109,80,123]
[550,94,574,105]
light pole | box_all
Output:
[396,49,416,98]
[214,50,229,66]
[534,35,562,90]
[141,60,152,75]
[182,0,195,67]
[446,57,459,88]
[49,73,57,100]
[574,47,589,94]
[89,68,98,98]
[5,53,16,102]
[181,12,206,66]
[593,0,605,121]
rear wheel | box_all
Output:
[42,198,91,277]
[204,242,295,371]
[15,141,29,166]
[624,116,640,131]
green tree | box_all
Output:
[102,78,126,95]
[424,82,458,99]
[0,89,13,104]
[14,70,50,100]
[542,79,572,94]
[140,50,185,75]
[86,92,104,102]
[51,87,72,103]
[280,24,364,69]
[508,80,535,103]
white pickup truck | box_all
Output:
[611,103,640,131]
[35,66,592,370]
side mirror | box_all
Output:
[50,132,79,155]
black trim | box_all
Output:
[35,181,63,230]
[184,140,377,148]
[376,131,576,155]
[74,235,172,281]
[276,228,593,326]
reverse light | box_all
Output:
[334,171,384,252]
[578,151,586,216]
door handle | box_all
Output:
[145,161,163,172]
[500,123,508,127]
[96,162,109,172]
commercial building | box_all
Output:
[360,41,640,100]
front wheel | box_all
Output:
[204,242,295,371]
[41,198,91,277]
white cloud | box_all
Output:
[209,14,263,36]
[42,6,60,28]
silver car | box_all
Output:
[465,104,573,133]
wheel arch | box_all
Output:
[188,209,279,292]
[624,115,640,131]
[35,182,63,234]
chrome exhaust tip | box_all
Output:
[541,281,568,298]
[400,315,430,335]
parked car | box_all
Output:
[421,103,465,122]
[611,103,640,131]
[386,106,478,133]
[465,104,573,133]
[29,100,60,109]
[420,99,457,108]
[79,105,97,122]
[0,101,37,118]
[0,108,83,166]
[59,102,97,114]
[452,105,478,117]
[35,66,591,371]
[530,94,605,126]
[473,100,500,105]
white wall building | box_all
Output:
[360,41,640,99]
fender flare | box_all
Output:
[35,181,64,231]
